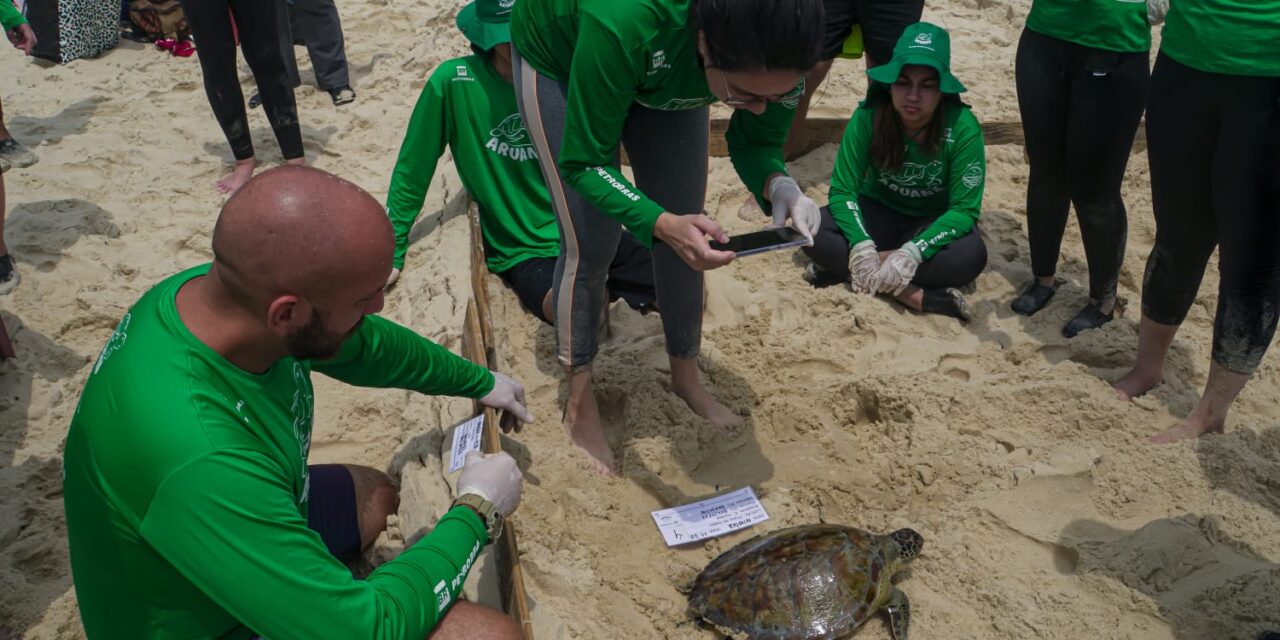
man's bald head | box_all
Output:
[211,165,393,310]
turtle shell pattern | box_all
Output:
[688,524,894,640]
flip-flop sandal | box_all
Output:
[171,40,195,57]
[1062,302,1114,338]
[329,87,356,106]
[155,37,176,52]
[1011,281,1055,316]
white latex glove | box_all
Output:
[872,242,923,296]
[480,371,534,432]
[847,240,881,294]
[1147,0,1169,25]
[456,451,523,517]
[766,176,820,242]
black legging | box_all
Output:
[1015,28,1149,301]
[179,0,304,161]
[804,198,988,289]
[1142,52,1280,373]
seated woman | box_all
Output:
[385,0,655,323]
[805,22,987,321]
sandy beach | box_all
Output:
[2,0,1278,638]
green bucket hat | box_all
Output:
[866,22,966,94]
[457,0,514,51]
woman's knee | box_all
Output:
[917,232,987,288]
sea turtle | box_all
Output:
[686,525,923,640]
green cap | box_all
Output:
[456,0,514,51]
[866,22,966,94]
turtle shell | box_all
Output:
[688,524,894,640]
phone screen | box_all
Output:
[709,228,809,257]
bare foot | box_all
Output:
[671,380,743,432]
[669,356,742,432]
[217,158,257,195]
[1113,366,1163,401]
[564,379,616,476]
[1149,414,1225,444]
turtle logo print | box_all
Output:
[93,313,131,375]
[961,162,983,189]
[882,160,945,197]
[911,32,935,51]
[486,113,537,161]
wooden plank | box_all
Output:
[466,199,497,367]
[699,117,1146,158]
[460,304,535,638]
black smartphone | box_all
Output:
[709,228,809,257]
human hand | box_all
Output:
[456,451,523,517]
[766,176,820,242]
[871,242,923,295]
[479,371,533,433]
[8,23,35,55]
[653,212,735,271]
[846,240,881,293]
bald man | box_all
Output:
[63,166,531,640]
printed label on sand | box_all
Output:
[651,487,769,547]
[448,414,485,473]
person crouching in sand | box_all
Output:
[805,22,988,321]
[64,165,532,639]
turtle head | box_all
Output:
[889,528,923,563]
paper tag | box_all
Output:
[651,487,769,547]
[448,414,485,473]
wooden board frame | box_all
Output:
[460,199,535,639]
[621,117,1144,162]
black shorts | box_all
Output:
[821,0,926,63]
[306,464,363,563]
[498,232,658,324]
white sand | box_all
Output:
[2,1,1278,638]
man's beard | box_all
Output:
[285,310,361,361]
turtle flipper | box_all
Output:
[884,588,911,640]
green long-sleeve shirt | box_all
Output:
[511,0,801,247]
[1161,0,1280,77]
[828,101,986,259]
[64,264,497,640]
[386,55,560,272]
[0,2,25,31]
[1025,0,1151,53]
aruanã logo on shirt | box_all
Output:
[880,160,945,197]
[486,113,537,161]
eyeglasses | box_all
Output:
[707,53,787,108]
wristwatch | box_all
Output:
[451,493,503,543]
